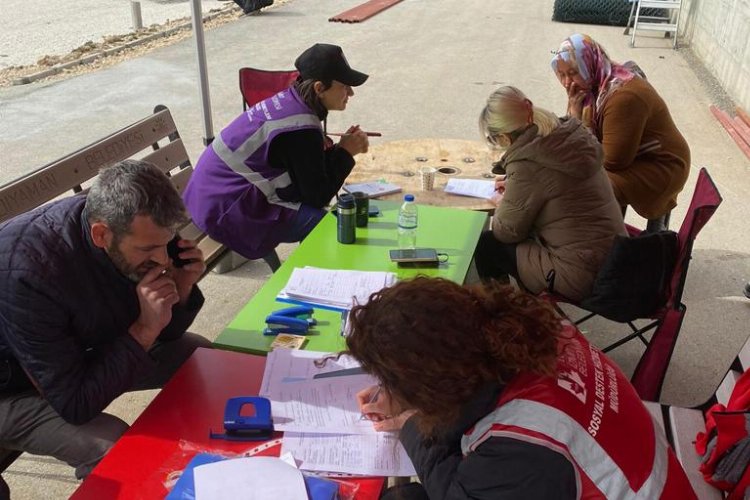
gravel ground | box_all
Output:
[1,0,234,69]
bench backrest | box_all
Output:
[0,106,227,277]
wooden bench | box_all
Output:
[0,105,232,492]
[645,335,750,498]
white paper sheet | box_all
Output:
[280,268,396,309]
[282,432,417,477]
[444,178,497,199]
[268,373,379,434]
[260,349,361,397]
[193,457,307,500]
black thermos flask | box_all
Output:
[337,194,356,244]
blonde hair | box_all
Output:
[479,86,559,147]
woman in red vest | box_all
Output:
[348,277,695,499]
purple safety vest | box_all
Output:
[183,87,322,259]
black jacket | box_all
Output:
[399,383,577,499]
[0,195,204,424]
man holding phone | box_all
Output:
[0,160,210,480]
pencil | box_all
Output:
[328,131,382,137]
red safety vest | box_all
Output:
[461,324,696,499]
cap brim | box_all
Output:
[340,69,368,87]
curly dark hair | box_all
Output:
[344,277,562,436]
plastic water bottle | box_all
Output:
[397,194,418,249]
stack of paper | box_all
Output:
[444,178,497,199]
[278,267,397,310]
[343,181,402,198]
[261,349,417,477]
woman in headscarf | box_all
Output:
[551,33,690,226]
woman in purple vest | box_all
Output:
[183,43,370,264]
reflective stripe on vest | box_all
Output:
[211,112,322,210]
[461,398,669,499]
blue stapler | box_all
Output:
[263,306,317,335]
[209,397,274,441]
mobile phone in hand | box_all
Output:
[167,236,191,268]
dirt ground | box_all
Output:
[0,3,255,88]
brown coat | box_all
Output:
[598,77,691,219]
[492,118,627,301]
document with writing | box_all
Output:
[268,373,379,434]
[282,432,417,477]
[260,349,360,397]
[444,178,497,199]
[278,268,397,310]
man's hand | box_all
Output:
[129,266,180,350]
[338,125,369,156]
[168,238,206,305]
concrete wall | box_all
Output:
[680,0,750,112]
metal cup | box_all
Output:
[351,191,369,228]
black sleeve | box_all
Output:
[267,129,355,208]
[399,418,578,500]
[0,271,155,425]
[156,286,204,342]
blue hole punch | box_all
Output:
[209,397,274,441]
[263,306,317,335]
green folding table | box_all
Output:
[213,201,487,355]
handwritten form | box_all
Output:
[269,373,379,434]
[193,457,307,499]
[444,178,497,199]
[261,350,418,476]
[282,433,417,477]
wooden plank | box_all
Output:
[668,406,723,500]
[169,166,194,195]
[0,109,179,223]
[710,105,750,161]
[140,139,191,175]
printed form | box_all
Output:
[280,268,396,309]
[282,432,417,477]
[444,178,497,199]
[260,349,360,397]
[268,373,379,434]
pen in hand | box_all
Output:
[328,131,382,137]
[359,386,383,421]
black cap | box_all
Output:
[294,43,369,87]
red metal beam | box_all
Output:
[329,0,404,23]
[710,105,750,161]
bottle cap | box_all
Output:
[338,193,355,208]
[404,194,414,202]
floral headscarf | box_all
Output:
[550,33,642,133]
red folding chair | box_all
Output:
[548,168,723,400]
[239,67,299,110]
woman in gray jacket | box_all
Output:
[474,86,626,301]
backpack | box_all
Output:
[696,369,750,499]
[579,230,679,322]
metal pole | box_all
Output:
[130,1,143,31]
[190,0,214,145]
